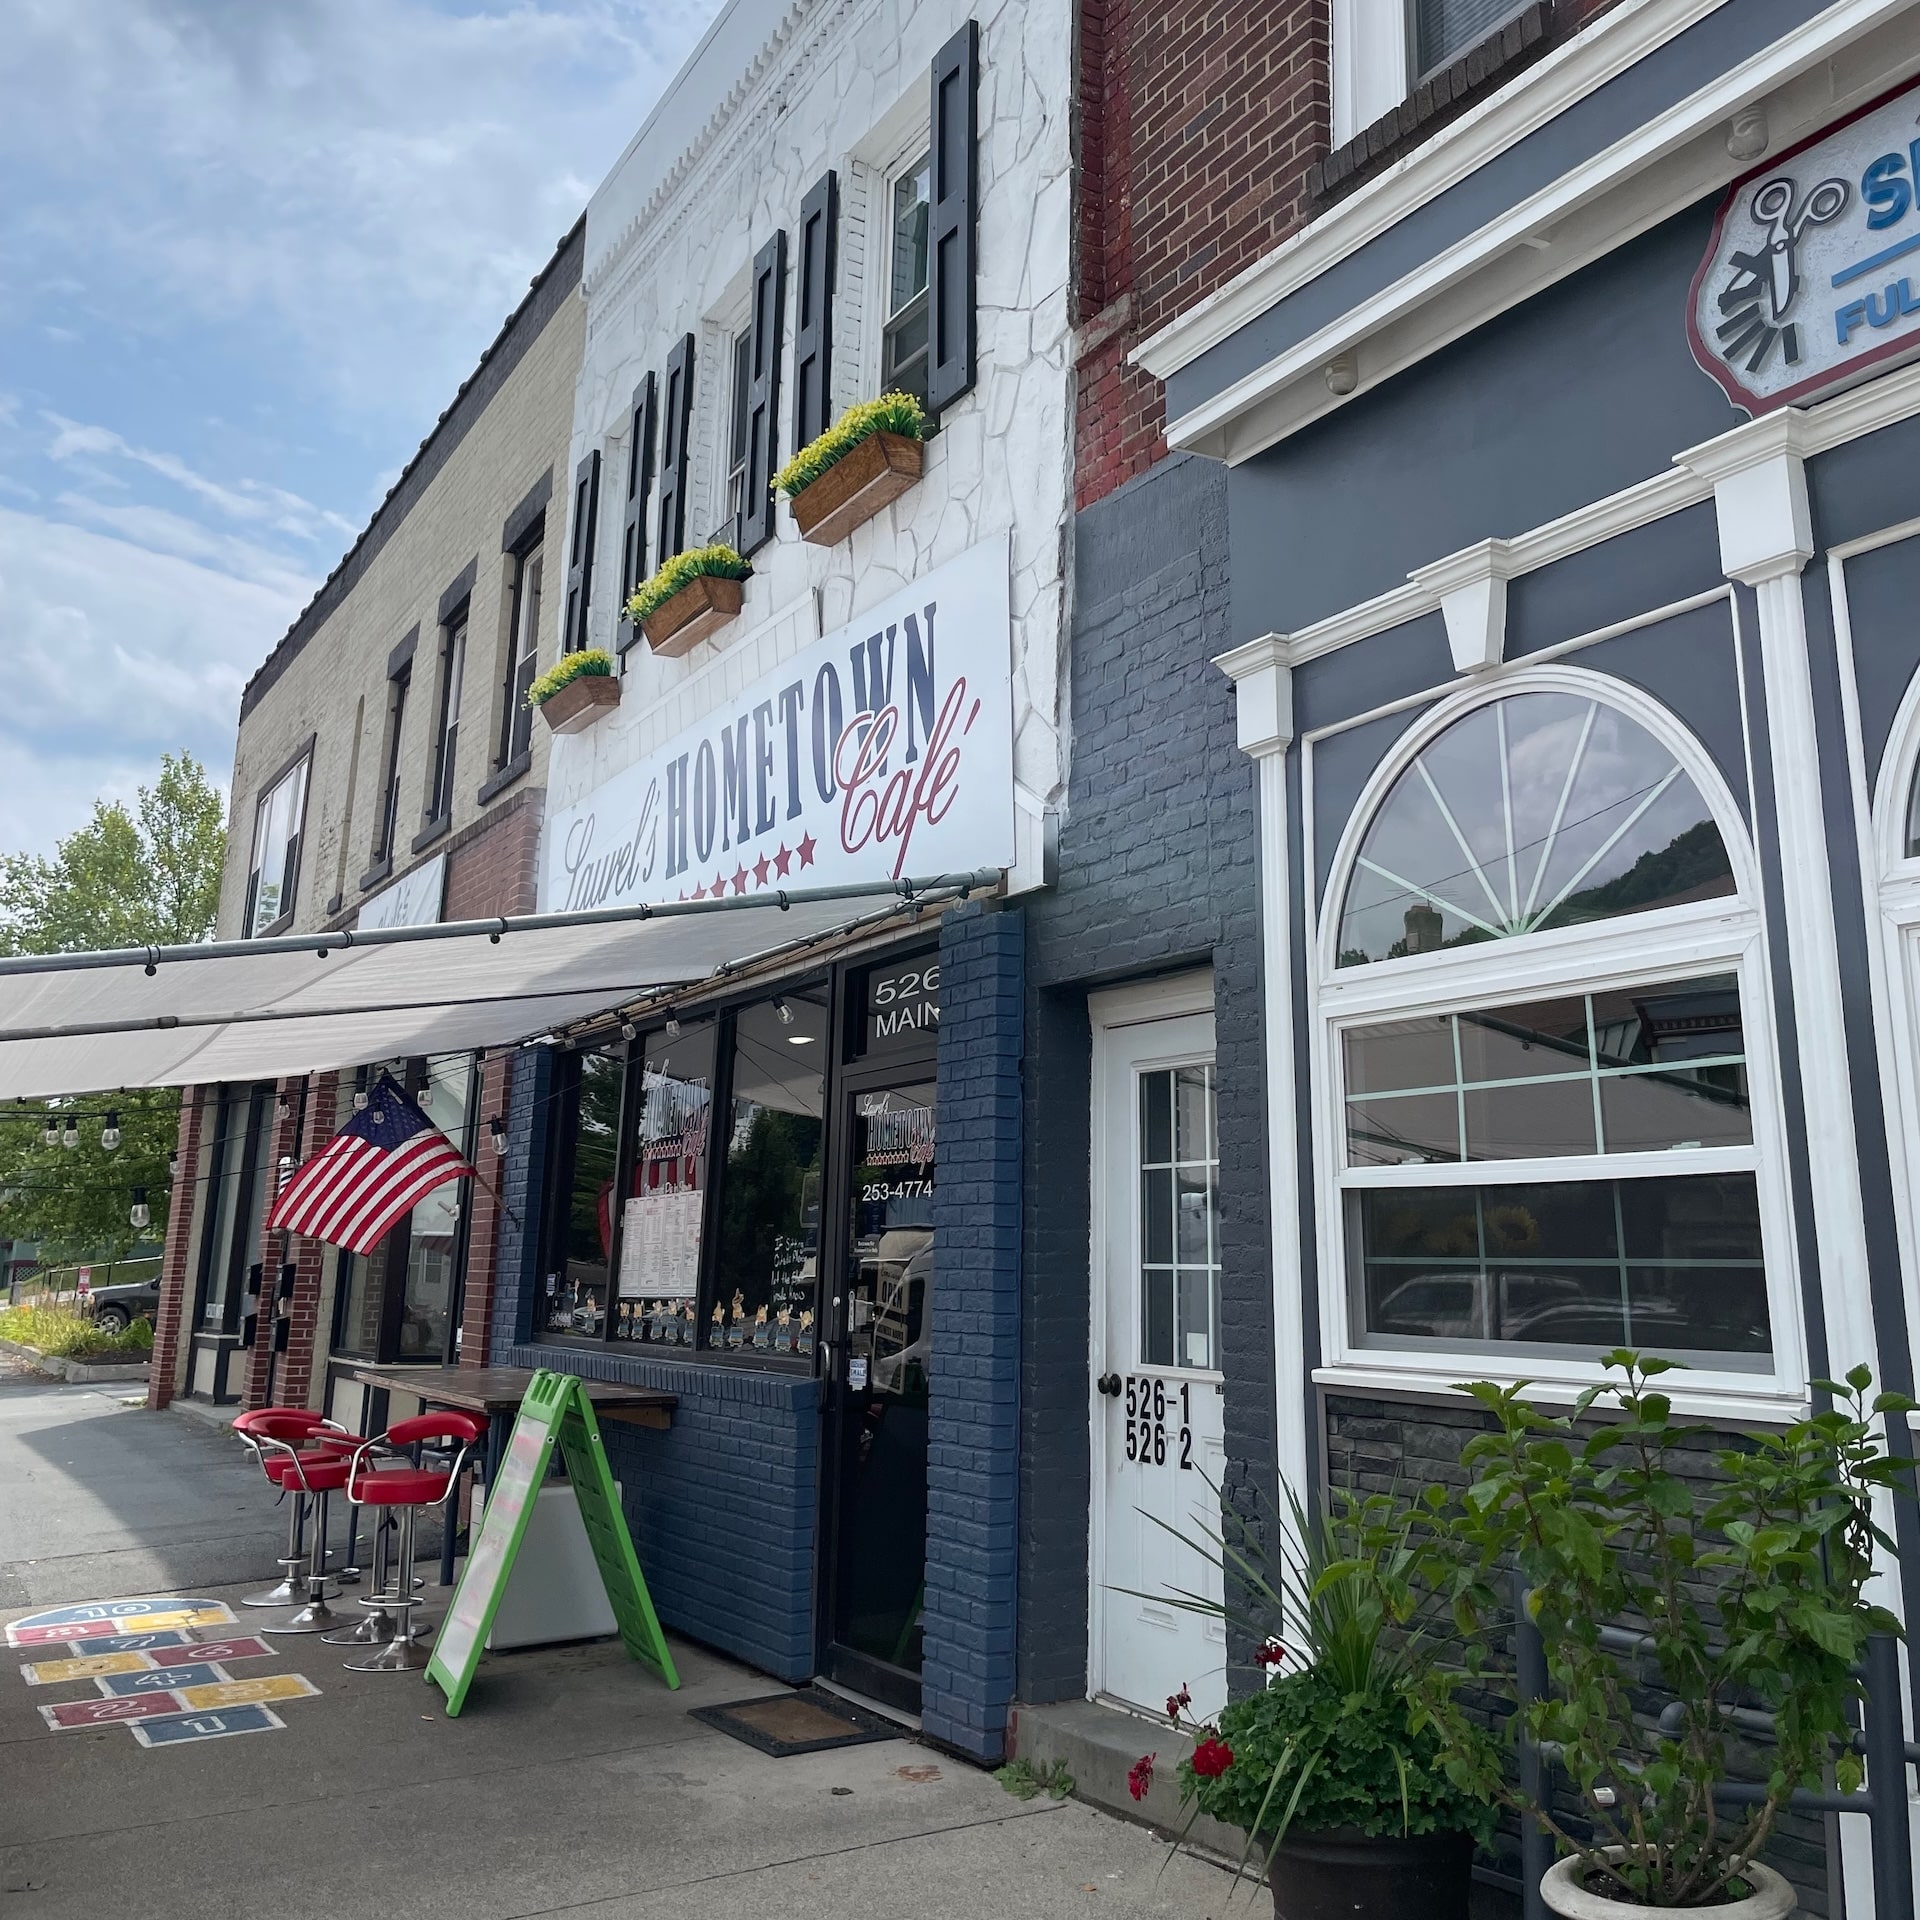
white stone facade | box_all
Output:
[545,0,1074,897]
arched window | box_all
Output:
[1320,681,1793,1389]
[1337,691,1734,967]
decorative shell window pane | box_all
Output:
[1336,692,1735,968]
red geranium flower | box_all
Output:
[1253,1640,1287,1669]
[1128,1753,1156,1801]
[1191,1735,1234,1779]
[1166,1685,1192,1722]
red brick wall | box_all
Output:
[459,1050,513,1368]
[147,1089,206,1412]
[1073,0,1632,510]
[273,1073,339,1411]
[444,789,542,920]
[1075,0,1328,508]
[240,1077,310,1411]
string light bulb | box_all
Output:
[664,1014,681,1037]
[42,1116,58,1148]
[487,1114,507,1154]
[168,1150,180,1182]
[773,998,794,1027]
[353,1089,369,1111]
[128,1188,150,1232]
[60,1117,78,1150]
[101,1112,121,1153]
[620,1020,637,1042]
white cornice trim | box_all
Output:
[1135,0,1728,381]
[1227,354,1920,674]
[1156,0,1916,463]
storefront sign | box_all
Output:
[861,958,940,1054]
[545,539,1015,914]
[357,851,446,931]
[1691,80,1920,412]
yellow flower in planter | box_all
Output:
[624,545,753,627]
[525,648,614,709]
[774,393,926,499]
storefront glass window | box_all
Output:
[613,1022,716,1346]
[708,990,828,1352]
[1336,692,1734,967]
[399,1053,474,1358]
[544,1044,624,1341]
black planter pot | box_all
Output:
[1268,1828,1475,1920]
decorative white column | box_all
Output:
[1214,634,1310,1506]
[1678,413,1883,1393]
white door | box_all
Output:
[1090,986,1227,1721]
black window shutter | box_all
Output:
[619,374,656,646]
[741,230,788,555]
[926,20,979,414]
[563,449,600,654]
[657,333,695,563]
[792,172,838,452]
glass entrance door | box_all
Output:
[822,1077,936,1712]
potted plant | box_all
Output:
[1415,1353,1909,1917]
[1138,1484,1494,1916]
[774,392,925,546]
[625,544,752,656]
[526,648,619,732]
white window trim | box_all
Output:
[860,134,934,406]
[1331,0,1410,148]
[247,748,311,939]
[1305,663,1808,1413]
[1835,518,1920,1402]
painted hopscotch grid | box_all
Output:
[8,1596,319,1747]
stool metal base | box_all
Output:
[243,1561,307,1610]
[322,1595,398,1645]
[263,1592,342,1634]
[343,1625,433,1673]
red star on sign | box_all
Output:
[753,852,771,887]
[712,874,726,899]
[731,865,749,895]
[773,843,792,879]
[797,833,817,868]
[690,883,707,901]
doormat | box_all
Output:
[689,1686,898,1757]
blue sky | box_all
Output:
[0,0,723,858]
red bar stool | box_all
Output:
[233,1408,354,1609]
[244,1412,355,1635]
[341,1413,485,1673]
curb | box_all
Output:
[0,1335,65,1378]
[0,1335,152,1383]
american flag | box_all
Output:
[266,1072,475,1254]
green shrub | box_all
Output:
[774,392,926,498]
[624,545,752,627]
[0,1302,154,1359]
[524,648,613,709]
[1183,1662,1493,1846]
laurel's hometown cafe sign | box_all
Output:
[1692,78,1920,414]
[546,539,1015,914]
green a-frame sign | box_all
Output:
[427,1370,679,1715]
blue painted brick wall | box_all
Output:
[502,1342,819,1681]
[924,900,1024,1760]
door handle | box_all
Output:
[1096,1373,1122,1397]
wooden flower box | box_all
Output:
[788,432,924,546]
[536,673,621,733]
[641,574,746,656]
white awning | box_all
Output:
[0,874,989,1101]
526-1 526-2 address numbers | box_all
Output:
[1125,1376,1194,1470]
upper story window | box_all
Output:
[245,751,309,937]
[374,661,410,865]
[499,542,541,772]
[1333,0,1535,148]
[1320,677,1796,1392]
[721,323,753,543]
[882,151,932,410]
[426,606,465,826]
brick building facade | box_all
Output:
[148,221,585,1418]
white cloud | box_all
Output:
[0,507,307,853]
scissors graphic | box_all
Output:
[1750,175,1850,321]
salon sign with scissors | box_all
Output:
[1690,80,1920,413]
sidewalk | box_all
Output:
[0,1367,1236,1920]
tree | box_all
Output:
[0,753,228,1261]
[0,752,226,956]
